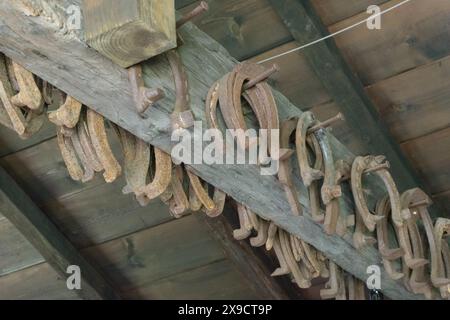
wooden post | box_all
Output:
[83,0,177,68]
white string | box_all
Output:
[257,0,412,64]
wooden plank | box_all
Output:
[0,260,259,300]
[180,0,291,60]
[0,1,424,299]
[122,260,260,300]
[433,190,450,215]
[0,138,105,205]
[249,41,330,109]
[0,123,55,158]
[0,197,172,276]
[0,128,123,205]
[41,181,173,248]
[367,55,450,143]
[311,0,390,26]
[0,212,234,299]
[196,212,290,300]
[400,127,450,195]
[175,0,197,9]
[269,0,427,195]
[0,165,120,300]
[330,0,450,85]
[0,219,43,276]
[0,263,81,300]
[80,215,225,292]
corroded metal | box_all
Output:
[136,147,172,203]
[315,129,341,235]
[351,156,387,232]
[48,95,82,128]
[56,126,84,181]
[320,261,340,299]
[0,54,45,138]
[233,203,252,240]
[86,109,121,183]
[166,49,194,131]
[375,196,404,280]
[128,64,165,115]
[115,126,150,196]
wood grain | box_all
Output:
[367,55,450,142]
[330,0,450,85]
[0,263,81,300]
[0,165,120,299]
[0,0,425,299]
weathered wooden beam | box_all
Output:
[83,0,177,68]
[268,0,424,194]
[0,1,424,299]
[0,165,120,300]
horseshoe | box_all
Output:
[353,205,377,250]
[348,276,366,300]
[128,64,165,115]
[317,251,330,278]
[56,126,84,181]
[271,235,290,277]
[290,235,320,278]
[250,218,268,247]
[166,49,194,130]
[48,95,82,128]
[186,168,218,212]
[201,187,226,218]
[441,240,450,299]
[295,112,324,187]
[417,197,450,296]
[300,240,322,278]
[216,61,279,152]
[86,109,121,183]
[335,160,355,236]
[0,55,45,138]
[306,135,325,223]
[290,234,304,262]
[115,126,150,196]
[336,270,347,300]
[168,165,190,218]
[375,196,405,280]
[77,113,103,173]
[9,61,43,112]
[188,182,203,212]
[279,229,311,288]
[136,147,172,203]
[279,119,302,216]
[400,189,434,298]
[320,261,340,299]
[39,79,54,106]
[67,126,95,183]
[266,222,278,251]
[351,155,391,232]
[233,203,252,240]
[433,218,450,298]
[315,129,341,235]
[246,208,260,232]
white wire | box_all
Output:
[257,0,412,64]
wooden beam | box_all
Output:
[268,0,425,194]
[0,0,425,299]
[0,165,121,300]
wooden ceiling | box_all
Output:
[0,0,449,299]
